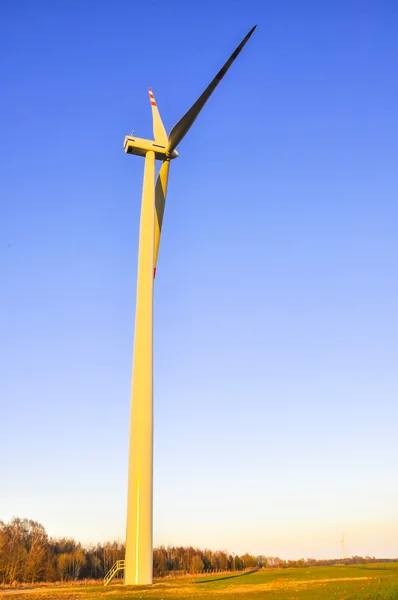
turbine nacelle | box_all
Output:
[124,136,179,161]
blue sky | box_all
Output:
[2,0,398,559]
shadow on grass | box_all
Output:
[195,569,259,584]
[356,565,398,571]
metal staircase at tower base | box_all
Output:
[104,560,125,586]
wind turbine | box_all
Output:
[341,533,346,559]
[123,25,256,586]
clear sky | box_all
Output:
[2,0,398,560]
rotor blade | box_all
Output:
[149,88,168,146]
[167,25,256,153]
[154,159,170,277]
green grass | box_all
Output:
[2,563,398,599]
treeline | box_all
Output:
[0,518,124,584]
[264,555,383,568]
[153,546,258,576]
[0,518,259,584]
[0,517,392,585]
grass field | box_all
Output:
[2,563,398,600]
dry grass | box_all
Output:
[1,564,396,600]
[0,576,375,599]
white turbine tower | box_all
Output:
[123,26,256,586]
[341,533,346,559]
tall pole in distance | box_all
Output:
[125,150,155,585]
